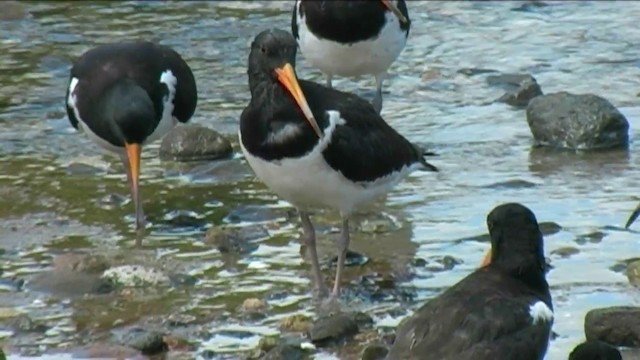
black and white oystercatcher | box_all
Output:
[292,0,410,114]
[386,203,553,360]
[569,341,622,360]
[66,42,197,230]
[239,29,437,299]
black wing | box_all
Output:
[387,270,552,360]
[300,80,435,182]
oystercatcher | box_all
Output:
[66,42,197,230]
[386,203,553,360]
[239,29,437,299]
[569,341,622,360]
[292,0,410,114]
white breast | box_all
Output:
[239,110,418,215]
[295,0,408,78]
[529,301,554,325]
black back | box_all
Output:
[385,203,552,360]
[569,341,622,360]
[240,30,432,183]
[292,0,410,44]
[66,41,197,145]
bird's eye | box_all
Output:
[260,46,267,54]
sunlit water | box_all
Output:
[1,1,640,359]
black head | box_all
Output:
[97,79,156,145]
[569,341,622,360]
[486,203,547,284]
[247,29,323,138]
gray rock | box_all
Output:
[487,73,543,107]
[526,92,629,150]
[101,265,170,287]
[361,343,389,360]
[159,124,232,162]
[115,328,167,355]
[309,312,370,346]
[585,307,640,347]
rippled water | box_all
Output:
[1,1,640,359]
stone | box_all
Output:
[626,260,640,287]
[487,73,543,107]
[204,227,260,255]
[309,312,370,346]
[242,298,267,312]
[361,343,389,360]
[569,340,621,360]
[159,124,232,162]
[585,307,640,347]
[52,252,110,274]
[551,247,580,258]
[279,314,313,333]
[115,328,168,355]
[526,92,629,150]
[101,265,170,287]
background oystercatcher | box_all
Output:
[66,41,197,230]
[569,341,622,360]
[386,203,553,360]
[292,0,410,114]
[239,29,437,300]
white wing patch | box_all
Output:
[529,301,553,325]
[146,69,178,144]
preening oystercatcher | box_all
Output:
[569,341,622,360]
[239,29,437,299]
[292,0,410,114]
[386,203,553,360]
[66,41,197,230]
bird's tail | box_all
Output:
[625,203,640,229]
[413,143,439,172]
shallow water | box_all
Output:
[1,1,640,359]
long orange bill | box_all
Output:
[480,248,492,268]
[125,142,144,230]
[381,0,409,25]
[274,63,323,138]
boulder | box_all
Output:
[159,124,233,162]
[585,307,640,347]
[526,92,629,150]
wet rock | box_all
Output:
[205,226,262,255]
[64,162,105,176]
[426,255,463,272]
[569,340,621,360]
[71,343,141,359]
[163,314,198,328]
[526,92,629,150]
[575,231,606,245]
[626,260,640,287]
[116,328,168,355]
[412,258,427,267]
[53,252,110,274]
[159,124,233,162]
[610,257,640,274]
[487,73,543,108]
[10,314,48,333]
[327,250,369,269]
[28,270,115,296]
[279,314,313,333]
[457,67,498,76]
[259,337,313,360]
[539,221,562,236]
[585,307,640,347]
[361,343,389,360]
[309,312,371,346]
[551,246,580,258]
[242,298,268,312]
[160,210,207,230]
[101,265,170,287]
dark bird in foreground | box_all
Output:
[66,42,197,230]
[292,0,411,113]
[569,341,622,360]
[239,29,437,300]
[386,203,553,360]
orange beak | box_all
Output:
[125,142,144,229]
[381,0,409,25]
[275,63,323,138]
[480,248,492,268]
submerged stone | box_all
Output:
[159,124,233,162]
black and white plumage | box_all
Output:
[292,0,410,114]
[66,41,197,230]
[386,203,553,360]
[569,341,622,360]
[239,29,436,299]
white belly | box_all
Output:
[239,111,417,215]
[296,3,408,78]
